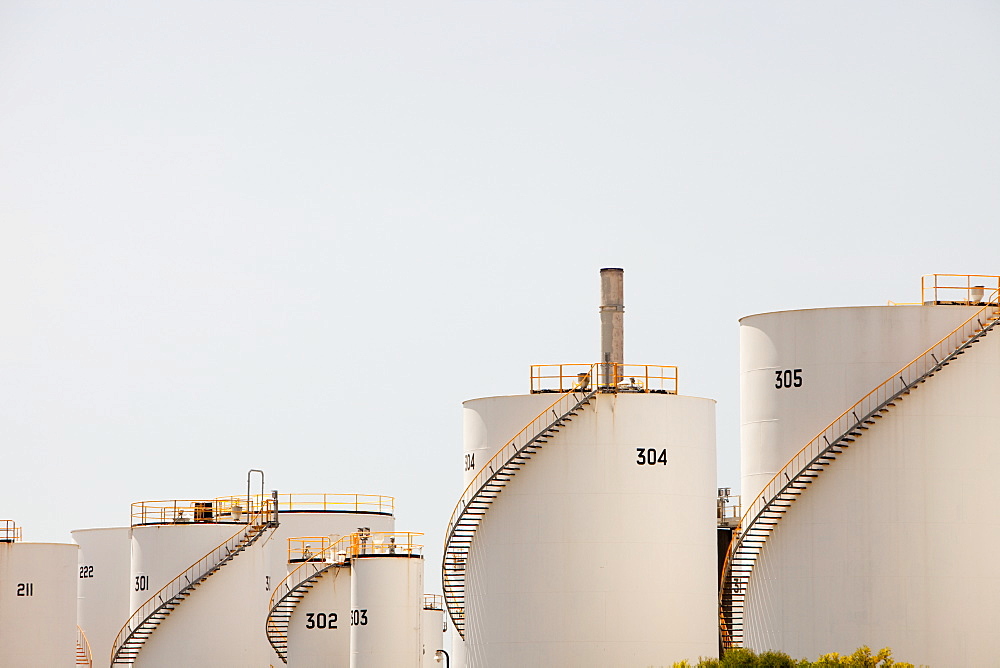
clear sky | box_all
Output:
[2,1,999,588]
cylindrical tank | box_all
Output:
[285,561,352,668]
[350,554,424,668]
[740,302,1000,666]
[420,595,445,668]
[0,541,78,667]
[740,305,980,504]
[461,391,718,667]
[73,526,132,664]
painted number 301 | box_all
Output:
[636,448,668,465]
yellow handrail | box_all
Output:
[76,626,93,666]
[920,273,1000,305]
[720,287,1000,647]
[0,520,21,542]
[131,493,394,526]
[530,362,678,394]
[112,500,277,664]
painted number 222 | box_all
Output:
[775,369,802,389]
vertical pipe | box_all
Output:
[599,268,624,387]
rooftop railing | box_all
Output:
[131,494,395,526]
[530,363,678,394]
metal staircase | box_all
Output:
[110,499,279,666]
[720,295,1000,649]
[266,537,350,664]
[75,626,92,666]
[442,375,599,639]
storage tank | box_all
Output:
[72,526,132,665]
[0,521,78,667]
[350,534,424,668]
[420,594,445,668]
[446,269,719,667]
[733,275,1000,666]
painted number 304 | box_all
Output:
[636,448,668,465]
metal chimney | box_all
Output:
[599,268,624,387]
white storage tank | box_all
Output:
[735,275,1000,666]
[420,594,445,668]
[72,526,132,665]
[0,521,78,667]
[350,534,424,668]
[447,270,719,667]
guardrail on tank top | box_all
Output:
[720,288,1000,645]
[131,494,394,525]
[113,500,278,662]
[0,520,21,542]
[530,362,677,394]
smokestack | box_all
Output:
[600,268,624,386]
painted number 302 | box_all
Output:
[636,448,668,465]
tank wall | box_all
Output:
[350,556,423,668]
[286,563,351,667]
[462,394,556,487]
[740,305,980,503]
[0,542,78,667]
[133,534,268,667]
[464,392,718,667]
[744,328,1000,667]
[129,523,235,613]
[73,527,132,663]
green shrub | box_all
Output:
[672,646,916,668]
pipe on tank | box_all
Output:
[599,268,624,387]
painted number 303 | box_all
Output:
[636,448,668,465]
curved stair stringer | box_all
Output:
[720,297,1000,650]
[442,381,600,639]
[266,557,342,663]
[110,503,279,666]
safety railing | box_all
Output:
[717,493,741,528]
[423,594,444,611]
[288,537,336,563]
[530,362,678,394]
[113,499,278,664]
[76,626,93,666]
[131,493,394,525]
[721,287,1000,647]
[921,274,1000,305]
[0,520,21,542]
[270,493,394,515]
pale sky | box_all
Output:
[2,1,999,589]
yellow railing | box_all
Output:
[717,494,741,527]
[530,362,678,394]
[131,493,394,526]
[76,626,93,666]
[920,273,1000,305]
[288,536,336,562]
[720,287,1000,647]
[0,520,21,542]
[423,593,444,610]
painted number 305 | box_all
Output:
[775,369,803,389]
[636,448,668,465]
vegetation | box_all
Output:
[671,646,916,668]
